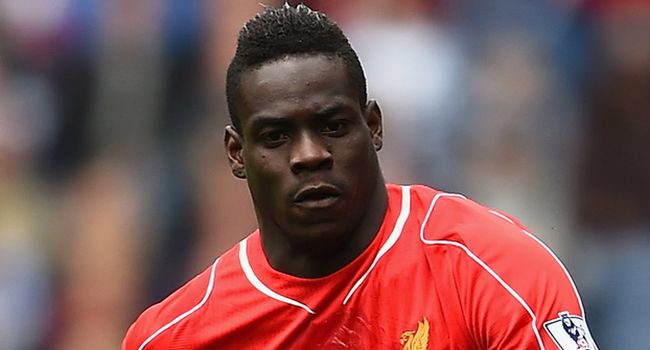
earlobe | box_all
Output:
[373,138,383,151]
[224,125,247,179]
[365,100,383,151]
[232,167,246,179]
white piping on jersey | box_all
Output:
[342,185,411,305]
[487,209,599,350]
[137,258,220,350]
[487,209,586,315]
[420,194,546,350]
[239,239,316,314]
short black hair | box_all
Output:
[226,3,367,131]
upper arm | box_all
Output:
[459,210,599,349]
[418,193,598,349]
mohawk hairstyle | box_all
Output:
[226,3,367,131]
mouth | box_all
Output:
[293,184,342,209]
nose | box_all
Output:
[289,131,333,174]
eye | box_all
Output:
[261,130,289,147]
[320,120,347,136]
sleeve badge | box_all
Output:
[544,311,597,349]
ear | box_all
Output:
[224,125,246,179]
[364,100,383,151]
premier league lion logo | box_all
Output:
[560,312,590,349]
[544,311,594,349]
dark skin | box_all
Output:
[224,55,388,278]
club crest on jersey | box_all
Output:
[544,311,595,350]
[400,317,429,350]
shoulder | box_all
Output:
[405,183,577,309]
[122,244,241,350]
[122,260,219,350]
[407,184,594,345]
[408,184,540,256]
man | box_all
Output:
[123,4,598,349]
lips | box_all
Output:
[293,184,342,209]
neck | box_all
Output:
[261,178,388,278]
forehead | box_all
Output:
[236,55,359,128]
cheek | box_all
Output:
[245,150,287,184]
[337,134,374,166]
[245,152,287,209]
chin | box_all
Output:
[289,219,348,242]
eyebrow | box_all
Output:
[247,101,355,132]
[247,115,292,133]
[313,102,353,119]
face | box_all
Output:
[225,55,383,243]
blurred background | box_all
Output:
[0,0,648,348]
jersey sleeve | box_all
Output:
[422,194,598,349]
[122,302,174,350]
[468,210,597,349]
[122,261,218,350]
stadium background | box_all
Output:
[0,0,648,348]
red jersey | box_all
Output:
[123,184,598,349]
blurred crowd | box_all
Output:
[0,0,648,349]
